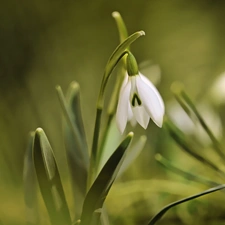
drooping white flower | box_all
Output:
[116,72,165,133]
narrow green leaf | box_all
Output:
[80,132,133,225]
[170,82,192,118]
[155,154,219,187]
[148,184,225,225]
[56,85,89,167]
[33,128,71,225]
[66,81,89,163]
[64,82,89,217]
[171,83,225,163]
[164,119,225,178]
[181,90,225,162]
[112,11,128,43]
[23,132,39,225]
[88,108,102,189]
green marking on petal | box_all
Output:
[131,93,142,107]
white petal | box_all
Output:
[127,102,133,120]
[132,106,150,129]
[140,73,165,111]
[116,80,131,133]
[127,102,137,126]
[136,74,165,127]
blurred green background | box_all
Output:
[1,0,225,224]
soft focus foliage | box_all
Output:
[2,1,225,224]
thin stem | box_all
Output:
[96,114,114,171]
[96,67,126,172]
[88,51,128,188]
[87,108,102,189]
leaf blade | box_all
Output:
[148,184,225,225]
[33,128,71,225]
[80,132,133,225]
[23,132,39,225]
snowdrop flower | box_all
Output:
[116,52,165,133]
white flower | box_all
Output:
[116,72,165,133]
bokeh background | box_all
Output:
[1,0,225,224]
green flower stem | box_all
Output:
[180,90,225,163]
[88,51,128,188]
[87,108,102,188]
[97,51,128,109]
[96,114,114,171]
[96,68,126,169]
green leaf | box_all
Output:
[171,83,225,162]
[80,132,133,225]
[148,184,225,225]
[64,82,89,217]
[112,11,128,43]
[155,154,219,187]
[56,85,89,167]
[23,132,39,225]
[181,90,225,162]
[164,119,225,178]
[33,128,71,225]
[66,81,89,163]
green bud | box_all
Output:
[126,52,139,76]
